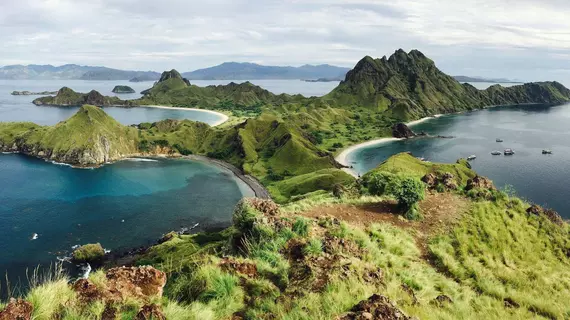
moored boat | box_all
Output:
[491,151,502,155]
[467,155,477,161]
[504,148,515,155]
[542,149,552,154]
[496,138,504,142]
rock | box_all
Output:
[543,208,564,226]
[338,294,411,320]
[0,298,33,320]
[106,266,167,301]
[112,85,136,94]
[219,258,258,278]
[503,297,520,308]
[391,123,416,139]
[465,175,495,191]
[526,205,543,216]
[400,283,418,305]
[244,198,280,216]
[135,304,166,320]
[441,173,458,190]
[101,304,118,320]
[421,173,437,187]
[72,279,103,303]
[431,295,453,307]
[157,231,176,244]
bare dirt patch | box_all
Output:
[300,192,470,256]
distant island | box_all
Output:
[11,90,57,96]
[0,64,160,81]
[112,85,135,94]
[303,78,342,83]
[452,75,523,83]
[182,62,349,80]
[129,74,160,82]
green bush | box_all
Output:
[292,217,310,237]
[367,172,398,196]
[303,238,323,256]
[72,243,105,262]
[389,176,426,210]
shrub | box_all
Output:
[367,172,398,196]
[389,176,426,210]
[303,238,323,256]
[173,143,193,155]
[332,142,344,148]
[72,243,105,262]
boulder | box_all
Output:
[526,205,543,216]
[106,266,167,301]
[245,198,280,216]
[431,295,453,307]
[441,173,458,190]
[421,173,437,187]
[0,299,33,320]
[391,123,416,139]
[72,279,103,303]
[543,209,564,226]
[465,175,495,191]
[338,294,411,320]
[135,304,166,320]
[219,258,258,278]
[101,304,118,320]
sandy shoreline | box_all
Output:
[140,105,229,127]
[335,114,444,177]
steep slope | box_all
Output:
[325,50,570,121]
[33,87,127,107]
[0,105,139,165]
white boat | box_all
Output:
[31,233,38,240]
[491,151,502,156]
[467,155,477,161]
[504,149,515,155]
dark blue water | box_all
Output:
[348,104,570,218]
[0,154,253,289]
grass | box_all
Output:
[72,243,106,262]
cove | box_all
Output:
[0,154,253,289]
[343,104,570,218]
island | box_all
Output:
[11,90,58,96]
[111,85,136,94]
[2,49,570,320]
[303,77,342,82]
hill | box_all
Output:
[182,62,349,80]
[453,75,522,83]
[324,49,570,121]
[0,64,160,80]
[32,87,127,107]
[0,105,139,165]
[7,153,569,319]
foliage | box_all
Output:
[72,243,105,262]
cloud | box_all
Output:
[0,0,569,83]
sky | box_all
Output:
[1,0,570,82]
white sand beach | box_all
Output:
[335,114,443,177]
[142,105,229,126]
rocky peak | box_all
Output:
[57,86,77,95]
[158,69,190,86]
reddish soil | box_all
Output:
[300,192,469,256]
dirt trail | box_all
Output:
[300,192,470,255]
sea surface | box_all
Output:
[0,154,254,289]
[0,79,338,125]
[346,104,570,218]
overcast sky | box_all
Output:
[1,0,570,82]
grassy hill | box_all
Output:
[32,87,126,107]
[9,154,568,319]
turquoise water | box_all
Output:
[347,104,570,218]
[0,154,253,288]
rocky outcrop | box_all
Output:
[106,266,167,301]
[11,90,57,96]
[526,205,564,226]
[112,85,135,94]
[338,294,411,320]
[465,175,495,191]
[158,69,191,86]
[422,172,458,190]
[392,123,416,138]
[135,304,166,320]
[0,299,33,320]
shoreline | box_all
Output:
[140,105,229,127]
[335,114,444,178]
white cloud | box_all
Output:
[0,0,570,82]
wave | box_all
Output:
[50,160,73,167]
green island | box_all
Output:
[1,49,570,320]
[112,86,136,94]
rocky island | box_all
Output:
[32,87,128,107]
[11,90,58,96]
[111,85,135,94]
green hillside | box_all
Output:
[33,87,126,107]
